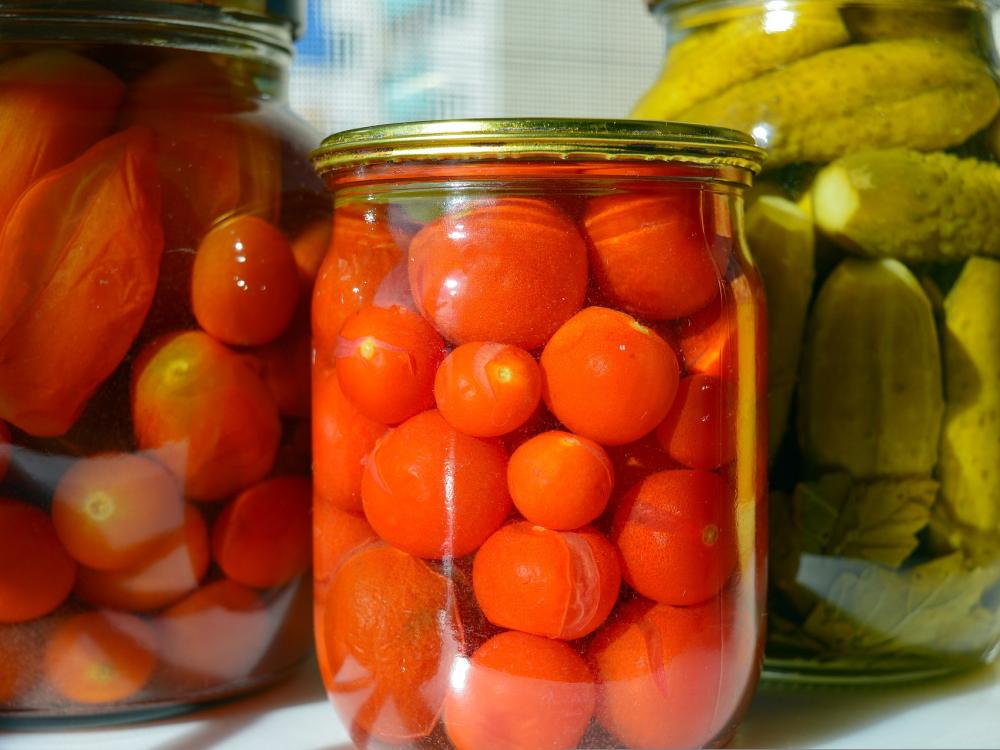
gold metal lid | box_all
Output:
[313,118,766,177]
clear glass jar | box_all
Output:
[0,0,327,722]
[310,119,767,750]
[637,0,1000,683]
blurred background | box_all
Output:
[289,0,665,135]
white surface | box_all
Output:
[3,660,1000,749]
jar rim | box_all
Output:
[647,0,980,12]
[312,118,766,177]
[0,0,301,55]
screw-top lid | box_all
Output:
[313,118,766,177]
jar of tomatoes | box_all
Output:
[635,0,1000,684]
[310,119,767,750]
[0,0,326,721]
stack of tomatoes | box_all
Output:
[0,46,326,714]
[313,188,764,750]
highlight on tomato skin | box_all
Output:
[540,306,681,447]
[610,469,738,607]
[0,498,77,624]
[192,214,301,347]
[43,610,157,705]
[471,521,621,641]
[434,342,542,438]
[360,410,512,560]
[212,476,312,590]
[74,504,210,613]
[442,630,596,750]
[334,304,445,426]
[507,430,613,530]
[51,452,185,572]
[407,198,589,350]
[158,579,272,685]
[131,331,281,502]
[312,365,386,514]
[583,191,720,320]
[0,126,163,438]
[321,544,463,746]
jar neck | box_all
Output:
[652,0,980,26]
[0,1,293,100]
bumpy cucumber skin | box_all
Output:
[812,149,1000,261]
[798,258,944,478]
[678,40,999,168]
[939,257,1000,531]
[746,196,815,463]
[632,9,848,120]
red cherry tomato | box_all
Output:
[312,365,386,514]
[408,198,588,350]
[540,307,680,446]
[52,452,184,571]
[131,331,280,501]
[212,476,312,589]
[0,498,77,623]
[507,430,613,530]
[44,611,157,704]
[361,410,511,559]
[583,191,720,320]
[655,374,736,471]
[74,504,210,612]
[443,630,596,750]
[611,469,737,606]
[312,205,404,361]
[673,293,735,379]
[335,304,445,425]
[192,214,301,347]
[434,342,542,438]
[472,521,620,640]
[590,597,730,749]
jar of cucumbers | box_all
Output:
[637,0,1000,683]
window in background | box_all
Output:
[290,0,664,135]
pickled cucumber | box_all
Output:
[745,196,815,462]
[798,258,944,478]
[812,149,1000,260]
[678,40,999,168]
[842,5,975,49]
[631,9,848,120]
[939,257,1000,532]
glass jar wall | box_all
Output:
[0,1,327,721]
[310,119,767,750]
[636,0,1000,683]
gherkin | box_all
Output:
[798,258,944,478]
[939,257,1000,532]
[745,196,814,462]
[812,149,1000,260]
[842,5,975,49]
[631,9,848,120]
[678,40,999,168]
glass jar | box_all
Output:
[637,0,1000,683]
[310,119,767,750]
[0,0,327,722]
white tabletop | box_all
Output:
[4,659,1000,749]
